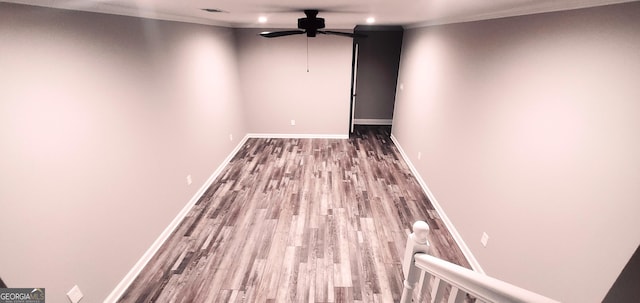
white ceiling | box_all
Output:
[4,0,636,29]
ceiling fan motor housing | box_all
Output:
[298,11,325,37]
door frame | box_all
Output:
[348,40,359,134]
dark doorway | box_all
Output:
[349,26,403,134]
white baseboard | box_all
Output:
[247,133,349,139]
[390,134,484,274]
[353,119,393,125]
[103,134,250,303]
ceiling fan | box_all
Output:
[260,10,364,38]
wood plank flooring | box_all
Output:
[117,125,471,303]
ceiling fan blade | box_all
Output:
[256,6,363,14]
[260,30,305,38]
[318,30,367,38]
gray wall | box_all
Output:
[392,2,640,302]
[353,27,403,122]
[0,3,246,302]
[235,29,353,136]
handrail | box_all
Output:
[400,221,560,303]
[413,253,559,303]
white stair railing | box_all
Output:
[400,221,561,303]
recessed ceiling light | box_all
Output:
[258,16,268,23]
[366,17,375,24]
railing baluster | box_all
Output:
[417,271,432,301]
[448,286,466,303]
[431,277,447,303]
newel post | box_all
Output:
[400,221,430,303]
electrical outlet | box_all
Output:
[186,175,192,186]
[417,152,422,160]
[67,285,83,303]
[290,119,296,126]
[481,232,489,247]
[229,134,233,141]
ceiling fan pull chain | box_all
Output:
[306,36,310,72]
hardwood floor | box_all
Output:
[118,125,470,303]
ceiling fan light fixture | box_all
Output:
[258,16,268,23]
[366,17,376,24]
